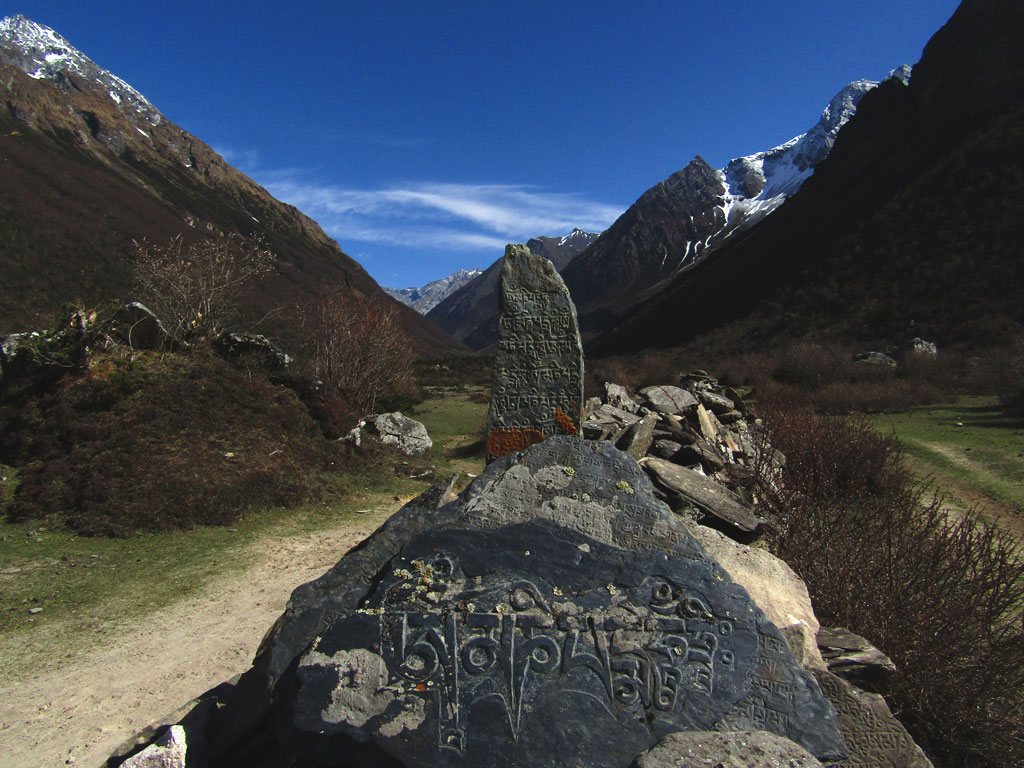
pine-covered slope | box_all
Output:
[0,15,458,353]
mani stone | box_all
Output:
[486,243,584,461]
[814,670,932,768]
[284,519,846,767]
[224,437,840,763]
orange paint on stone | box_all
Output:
[487,428,545,459]
[554,407,578,435]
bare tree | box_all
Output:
[131,233,274,342]
[299,287,415,413]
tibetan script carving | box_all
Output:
[486,244,584,461]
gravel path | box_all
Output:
[0,510,391,768]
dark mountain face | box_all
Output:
[426,228,598,350]
[592,0,1024,356]
[561,157,727,341]
[0,16,458,354]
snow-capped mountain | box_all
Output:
[0,14,161,127]
[0,15,460,352]
[427,229,600,349]
[560,70,911,341]
[719,67,912,237]
[384,268,484,314]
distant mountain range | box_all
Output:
[384,269,483,314]
[0,15,458,354]
[427,228,599,350]
[592,0,1024,355]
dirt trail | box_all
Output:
[0,510,391,768]
[903,447,1024,547]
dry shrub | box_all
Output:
[3,347,336,535]
[296,289,416,415]
[755,401,1024,767]
[131,233,274,343]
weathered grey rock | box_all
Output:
[904,337,938,358]
[617,410,659,460]
[486,243,584,461]
[369,412,433,456]
[642,458,759,533]
[692,527,825,672]
[407,473,460,510]
[651,439,685,461]
[640,385,699,415]
[219,436,841,764]
[674,443,726,473]
[634,730,824,768]
[717,409,744,425]
[583,403,643,441]
[722,387,748,414]
[854,351,898,367]
[606,381,639,413]
[814,670,933,768]
[698,390,735,414]
[214,331,291,371]
[817,627,896,689]
[111,301,169,350]
[119,724,188,767]
[284,520,845,766]
[695,404,720,441]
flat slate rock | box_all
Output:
[639,386,698,415]
[641,458,759,532]
[486,244,584,460]
[283,520,845,767]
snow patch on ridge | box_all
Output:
[0,14,162,126]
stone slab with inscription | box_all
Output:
[813,670,932,768]
[486,243,584,461]
[283,520,845,767]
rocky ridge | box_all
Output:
[427,228,599,349]
[384,268,483,314]
[561,71,907,343]
[0,15,458,353]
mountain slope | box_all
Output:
[426,228,598,349]
[0,15,458,354]
[591,0,1024,356]
[384,269,483,314]
[561,75,895,342]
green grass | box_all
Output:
[411,385,489,479]
[868,396,1024,519]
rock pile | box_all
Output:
[584,373,764,540]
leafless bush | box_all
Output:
[298,288,415,414]
[754,401,1024,767]
[131,233,274,342]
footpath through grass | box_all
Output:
[0,386,489,677]
[868,397,1024,524]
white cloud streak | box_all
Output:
[260,176,623,252]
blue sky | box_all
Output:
[10,1,961,288]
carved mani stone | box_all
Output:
[486,243,584,461]
[286,520,846,767]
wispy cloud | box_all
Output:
[259,175,624,252]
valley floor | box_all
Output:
[0,505,396,768]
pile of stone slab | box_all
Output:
[584,374,766,540]
[110,246,932,768]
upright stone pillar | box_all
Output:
[486,243,584,461]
